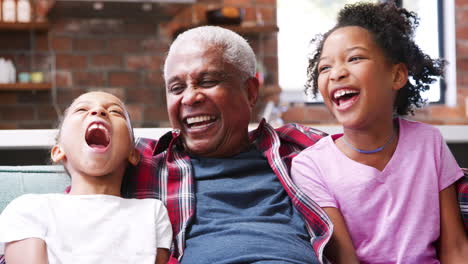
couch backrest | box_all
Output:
[0,165,70,212]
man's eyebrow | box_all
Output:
[167,76,182,85]
[198,71,228,79]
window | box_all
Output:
[277,0,456,105]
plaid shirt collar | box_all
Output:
[122,120,333,263]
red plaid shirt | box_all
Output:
[121,120,333,263]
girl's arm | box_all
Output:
[4,238,48,264]
[155,248,170,264]
[439,184,468,263]
[323,207,360,264]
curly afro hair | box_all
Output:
[305,2,445,116]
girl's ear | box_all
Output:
[128,148,140,166]
[392,63,409,91]
[51,145,66,163]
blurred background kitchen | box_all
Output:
[0,0,467,166]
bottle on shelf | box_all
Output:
[17,0,32,23]
[35,0,51,22]
[2,0,16,22]
[0,0,3,22]
[0,58,16,84]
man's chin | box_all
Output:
[183,137,221,157]
[185,145,215,157]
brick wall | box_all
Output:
[0,0,277,129]
[3,0,467,129]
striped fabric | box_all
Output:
[121,120,333,263]
[457,168,468,230]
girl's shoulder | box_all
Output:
[6,193,50,207]
[398,118,442,139]
[125,197,166,210]
[1,194,55,220]
[302,134,334,151]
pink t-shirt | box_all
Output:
[292,118,464,264]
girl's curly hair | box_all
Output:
[305,2,445,116]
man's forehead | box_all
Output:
[165,50,228,81]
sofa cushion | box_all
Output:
[0,165,70,212]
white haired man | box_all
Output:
[122,26,332,263]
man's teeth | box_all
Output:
[333,89,357,99]
[186,115,215,125]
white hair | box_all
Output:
[164,26,257,79]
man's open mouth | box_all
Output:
[85,122,110,149]
[185,115,217,129]
[332,89,360,106]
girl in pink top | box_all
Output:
[292,2,468,263]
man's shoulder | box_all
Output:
[135,130,176,157]
[276,123,328,136]
[135,137,159,157]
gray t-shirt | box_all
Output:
[180,147,319,264]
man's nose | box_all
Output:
[330,64,348,81]
[181,86,205,106]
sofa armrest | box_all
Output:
[0,165,70,213]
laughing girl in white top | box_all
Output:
[0,91,173,264]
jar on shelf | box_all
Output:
[0,58,16,83]
[2,0,16,22]
[17,0,32,23]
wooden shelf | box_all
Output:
[222,25,279,35]
[51,1,193,20]
[0,83,52,91]
[0,22,50,32]
[173,24,278,38]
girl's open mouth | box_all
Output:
[332,89,360,107]
[85,122,110,150]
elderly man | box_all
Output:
[121,26,332,264]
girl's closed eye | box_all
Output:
[348,56,366,62]
[109,108,125,116]
[75,107,88,113]
[318,65,331,73]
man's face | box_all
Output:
[165,44,258,157]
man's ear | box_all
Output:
[51,145,66,163]
[392,63,409,91]
[128,148,140,166]
[245,77,259,108]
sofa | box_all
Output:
[0,165,70,212]
[1,165,467,228]
[0,166,467,264]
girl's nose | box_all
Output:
[330,65,348,81]
[91,107,107,117]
